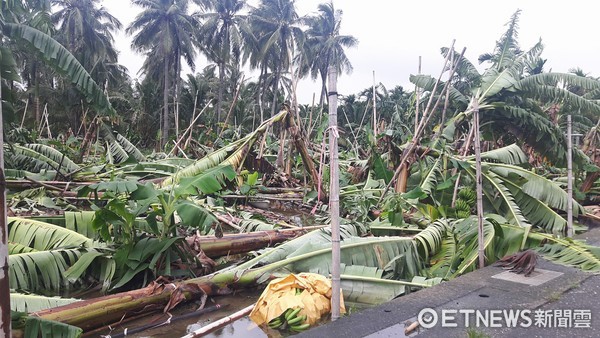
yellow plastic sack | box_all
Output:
[250,273,346,326]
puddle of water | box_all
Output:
[99,289,275,338]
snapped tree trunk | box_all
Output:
[288,112,322,192]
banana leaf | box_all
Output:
[7,143,79,176]
[8,217,93,251]
[161,109,288,187]
[10,293,81,313]
[9,248,84,292]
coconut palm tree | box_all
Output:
[51,0,122,130]
[195,0,247,124]
[303,1,357,105]
[13,0,54,127]
[127,0,198,148]
[248,0,304,117]
[52,0,121,82]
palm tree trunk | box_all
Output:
[473,103,485,268]
[217,61,225,123]
[257,65,265,123]
[175,51,181,137]
[320,69,328,106]
[271,64,282,117]
[0,68,12,336]
[162,59,170,148]
[327,64,341,321]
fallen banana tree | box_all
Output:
[17,214,600,334]
[29,224,420,331]
[188,226,326,258]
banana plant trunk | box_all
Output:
[0,66,12,336]
[194,228,309,258]
[288,111,322,192]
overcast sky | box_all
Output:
[102,0,600,104]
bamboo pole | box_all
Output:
[0,63,11,337]
[328,64,341,321]
[378,40,457,203]
[439,49,454,135]
[414,56,421,134]
[218,75,245,138]
[20,98,28,128]
[473,101,485,269]
[373,70,377,139]
[182,304,254,338]
[567,113,574,237]
[168,100,212,157]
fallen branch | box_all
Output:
[182,304,254,338]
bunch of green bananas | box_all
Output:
[455,188,476,218]
[267,307,310,332]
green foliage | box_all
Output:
[10,293,80,313]
[6,143,80,176]
[3,23,115,115]
[24,316,82,338]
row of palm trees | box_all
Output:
[4,0,358,148]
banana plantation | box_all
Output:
[2,1,600,337]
